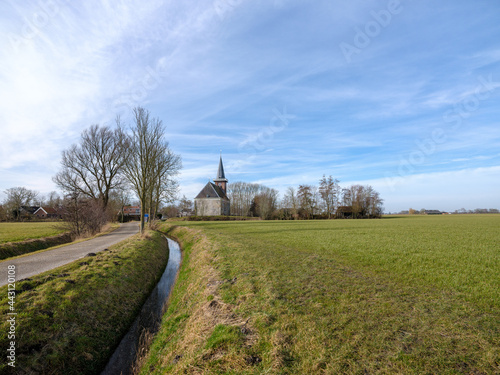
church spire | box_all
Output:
[213,154,228,194]
[216,155,226,180]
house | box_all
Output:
[20,206,39,215]
[33,206,59,219]
[122,205,141,217]
[194,156,230,216]
[336,206,353,219]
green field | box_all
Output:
[0,222,66,243]
[142,215,500,374]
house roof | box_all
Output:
[21,206,39,214]
[34,207,57,215]
[195,182,229,200]
[214,156,227,182]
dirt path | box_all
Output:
[0,222,139,287]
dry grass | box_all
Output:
[139,226,260,375]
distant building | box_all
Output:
[424,210,442,215]
[194,156,230,216]
[123,205,141,217]
[336,206,353,219]
[33,207,59,219]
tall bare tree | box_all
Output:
[53,122,129,209]
[282,187,299,218]
[122,107,181,233]
[149,147,181,220]
[297,185,316,218]
[3,187,39,221]
[319,175,340,219]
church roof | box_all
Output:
[214,156,227,181]
[195,182,229,200]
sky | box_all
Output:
[0,0,499,213]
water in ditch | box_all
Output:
[101,237,181,375]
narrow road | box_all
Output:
[0,222,139,287]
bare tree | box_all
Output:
[61,193,109,236]
[250,187,279,219]
[178,195,193,215]
[3,187,39,221]
[46,191,62,208]
[108,187,133,222]
[122,107,181,233]
[53,122,129,210]
[282,187,299,219]
[227,181,261,216]
[319,175,340,219]
[341,184,383,218]
[148,147,181,220]
[297,185,315,218]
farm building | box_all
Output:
[122,205,141,218]
[33,206,59,219]
[194,156,230,216]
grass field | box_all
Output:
[141,215,500,374]
[0,222,66,244]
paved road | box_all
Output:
[0,222,139,287]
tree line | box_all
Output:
[0,107,181,235]
[227,176,383,219]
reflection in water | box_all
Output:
[101,237,181,375]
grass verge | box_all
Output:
[141,215,499,374]
[0,229,168,374]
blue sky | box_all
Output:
[1,0,499,212]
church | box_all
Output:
[194,156,230,216]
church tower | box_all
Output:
[194,155,230,216]
[213,155,228,194]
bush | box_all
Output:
[61,195,111,236]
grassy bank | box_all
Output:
[141,215,499,374]
[0,230,169,374]
[0,222,66,244]
[137,225,258,375]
